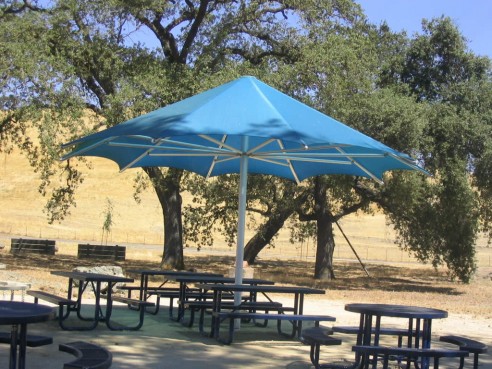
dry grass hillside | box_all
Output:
[0,146,404,254]
[1,147,492,326]
[1,146,490,265]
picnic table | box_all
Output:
[167,275,275,323]
[0,301,53,369]
[123,269,223,315]
[345,303,466,369]
[195,283,335,344]
[46,271,135,330]
[0,282,31,301]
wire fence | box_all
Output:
[0,224,490,267]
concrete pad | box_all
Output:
[0,296,490,369]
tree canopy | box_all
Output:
[1,1,491,282]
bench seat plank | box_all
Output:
[182,301,290,330]
[214,311,336,344]
[27,290,80,330]
[332,325,413,348]
[301,326,341,346]
[117,286,182,316]
[0,332,53,347]
[352,345,468,369]
[440,335,488,369]
[27,290,76,306]
[332,325,411,336]
[214,311,336,321]
[110,295,155,308]
[439,335,487,354]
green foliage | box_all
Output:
[384,169,478,282]
[341,89,428,152]
[382,16,491,103]
[101,198,115,245]
[1,1,491,280]
[375,17,492,281]
[183,173,299,249]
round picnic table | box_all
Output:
[0,301,54,369]
[345,303,448,369]
[345,303,448,348]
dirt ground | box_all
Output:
[1,250,492,319]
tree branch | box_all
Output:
[85,102,103,116]
[135,10,187,63]
[226,47,295,65]
[2,0,45,15]
[333,199,370,222]
[179,0,211,63]
[352,179,405,218]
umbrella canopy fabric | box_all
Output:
[61,76,427,294]
[62,76,425,184]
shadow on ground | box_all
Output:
[2,252,462,296]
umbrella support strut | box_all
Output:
[335,221,371,278]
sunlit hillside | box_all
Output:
[1,147,490,266]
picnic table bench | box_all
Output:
[352,345,468,369]
[59,341,112,369]
[104,295,155,331]
[77,244,126,261]
[183,300,289,331]
[118,285,177,314]
[0,332,53,347]
[195,283,333,344]
[331,325,414,347]
[299,325,415,369]
[118,285,222,318]
[27,290,76,329]
[300,327,344,369]
[119,285,218,318]
[10,238,56,255]
[440,335,488,369]
[214,310,336,344]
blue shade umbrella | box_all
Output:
[61,76,427,292]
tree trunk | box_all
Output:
[313,177,336,280]
[244,209,293,264]
[144,167,185,270]
[314,216,336,279]
[244,190,309,264]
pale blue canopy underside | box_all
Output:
[62,76,426,184]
